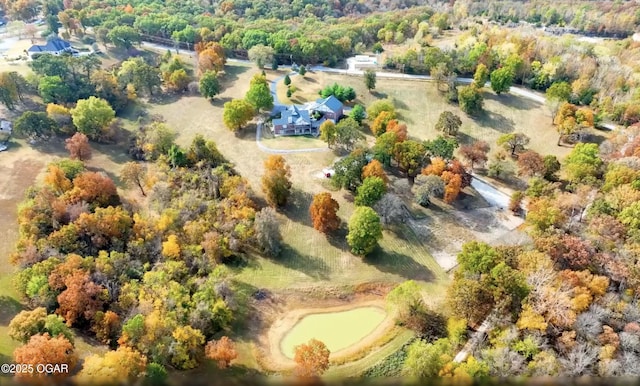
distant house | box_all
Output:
[27,38,73,59]
[272,95,344,136]
[352,55,378,69]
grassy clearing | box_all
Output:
[234,187,448,291]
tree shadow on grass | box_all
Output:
[210,96,232,107]
[281,188,313,227]
[364,246,435,282]
[233,123,258,143]
[275,245,330,280]
[476,110,515,134]
[148,92,183,106]
[92,142,133,165]
[16,98,45,116]
[393,98,409,110]
[326,224,349,250]
[227,280,262,332]
[28,137,67,156]
[0,295,24,325]
[0,354,11,368]
[396,111,413,125]
[455,131,477,146]
[370,90,387,99]
[484,92,538,111]
[221,64,250,87]
[172,362,266,386]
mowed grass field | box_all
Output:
[234,181,448,292]
[278,71,573,159]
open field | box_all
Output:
[277,71,574,159]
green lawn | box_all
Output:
[234,191,448,292]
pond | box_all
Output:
[280,306,387,359]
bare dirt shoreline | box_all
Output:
[255,290,398,372]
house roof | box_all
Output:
[314,95,343,113]
[272,95,343,129]
[273,109,311,127]
[28,38,71,53]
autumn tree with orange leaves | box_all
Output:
[371,111,394,137]
[517,150,545,177]
[13,333,77,382]
[442,171,462,204]
[362,159,388,185]
[459,140,490,170]
[386,120,408,142]
[65,132,92,161]
[293,339,330,378]
[66,171,119,208]
[44,165,73,194]
[55,270,106,326]
[91,310,120,347]
[309,192,340,233]
[205,336,238,369]
[196,42,226,74]
[261,155,292,207]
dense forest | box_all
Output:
[9,129,271,381]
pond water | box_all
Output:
[280,306,387,359]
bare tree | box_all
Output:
[481,347,526,377]
[560,342,598,376]
[619,332,640,354]
[373,193,406,227]
[254,207,282,257]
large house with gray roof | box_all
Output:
[271,95,344,136]
[27,37,73,59]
